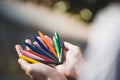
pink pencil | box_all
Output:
[20,50,45,61]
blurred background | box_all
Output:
[0,0,116,80]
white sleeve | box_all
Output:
[83,3,120,80]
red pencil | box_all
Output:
[26,50,55,62]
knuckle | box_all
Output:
[66,70,73,77]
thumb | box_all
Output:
[15,45,23,56]
[64,42,77,50]
[18,58,31,76]
[63,41,82,61]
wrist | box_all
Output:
[74,57,86,80]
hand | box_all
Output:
[15,35,85,80]
[17,58,67,80]
[15,37,67,80]
[56,41,85,79]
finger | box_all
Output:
[63,41,82,60]
[44,35,54,46]
[25,39,32,50]
[30,63,58,78]
[18,58,30,69]
[19,58,67,80]
[18,58,31,75]
[15,44,23,56]
[63,41,78,50]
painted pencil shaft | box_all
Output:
[20,50,45,60]
[35,58,61,65]
[53,36,61,62]
[24,42,54,60]
[55,32,61,52]
[32,35,55,58]
[26,50,55,62]
[20,55,40,63]
[33,44,58,61]
[38,31,58,58]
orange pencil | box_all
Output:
[38,31,58,59]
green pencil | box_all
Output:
[55,32,61,53]
[53,36,61,62]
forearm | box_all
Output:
[75,59,86,80]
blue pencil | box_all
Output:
[24,42,56,60]
[33,44,58,62]
[32,35,56,58]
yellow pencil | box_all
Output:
[20,55,41,63]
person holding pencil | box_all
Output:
[15,35,85,80]
[15,1,120,80]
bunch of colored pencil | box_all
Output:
[19,31,63,65]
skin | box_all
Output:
[15,35,85,80]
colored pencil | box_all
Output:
[32,35,55,58]
[55,32,61,52]
[38,31,58,59]
[24,42,47,56]
[33,44,58,62]
[24,42,55,60]
[35,59,62,65]
[20,55,40,63]
[53,36,61,62]
[26,50,55,62]
[60,43,64,63]
[20,50,45,60]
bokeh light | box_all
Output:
[54,1,70,13]
[80,8,93,21]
